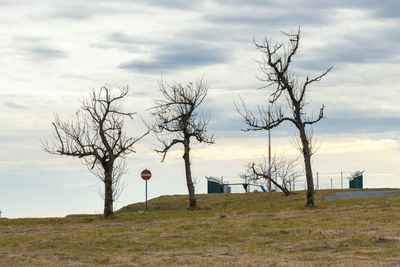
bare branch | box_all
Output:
[151,77,214,209]
[303,104,325,126]
[236,97,296,131]
[151,77,214,160]
[299,67,333,102]
[239,28,331,207]
[43,84,148,217]
[249,161,290,196]
[241,153,302,195]
[155,138,183,162]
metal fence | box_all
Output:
[291,171,356,191]
[208,171,358,194]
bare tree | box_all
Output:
[241,161,289,195]
[43,85,148,218]
[151,78,214,209]
[271,154,302,192]
[241,154,302,195]
[238,28,332,206]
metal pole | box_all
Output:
[341,171,343,189]
[317,172,319,189]
[268,105,272,192]
[145,180,148,211]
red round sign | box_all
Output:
[141,169,152,180]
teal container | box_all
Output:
[208,180,222,193]
[207,177,223,193]
[349,175,363,189]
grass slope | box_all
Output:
[1,190,400,266]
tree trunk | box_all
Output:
[251,164,290,196]
[183,139,197,209]
[103,169,114,218]
[268,177,290,196]
[298,126,314,207]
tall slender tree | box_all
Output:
[43,85,148,217]
[152,78,214,209]
[238,28,332,206]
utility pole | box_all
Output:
[267,105,272,192]
[341,171,343,189]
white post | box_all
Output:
[341,171,343,189]
[145,180,148,211]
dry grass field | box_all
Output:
[1,189,400,266]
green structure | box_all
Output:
[348,171,364,189]
[206,176,233,194]
[206,176,223,193]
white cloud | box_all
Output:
[318,137,400,155]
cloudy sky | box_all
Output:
[1,0,400,218]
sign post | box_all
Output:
[141,169,152,211]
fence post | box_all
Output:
[341,171,343,189]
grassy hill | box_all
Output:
[0,190,399,266]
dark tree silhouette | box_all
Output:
[43,86,148,218]
[238,28,332,206]
[151,78,214,209]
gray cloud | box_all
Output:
[142,0,201,9]
[119,44,228,73]
[108,32,140,44]
[210,114,400,138]
[38,1,134,21]
[99,1,399,76]
[317,116,400,135]
[38,0,200,22]
[25,46,67,61]
[48,9,94,20]
[204,9,333,29]
[373,3,400,18]
[100,32,151,52]
[295,26,400,71]
[97,30,233,73]
[3,102,28,109]
[12,36,67,62]
[211,0,400,19]
[92,31,164,58]
[324,0,400,19]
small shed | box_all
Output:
[206,176,231,194]
[207,176,223,193]
[348,171,364,189]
